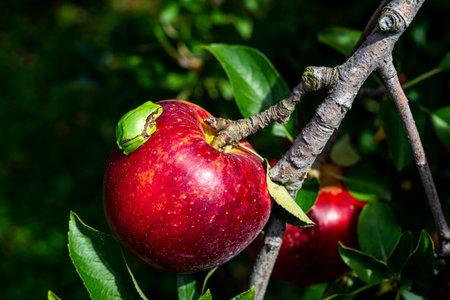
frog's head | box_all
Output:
[115,101,163,155]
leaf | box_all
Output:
[301,283,328,300]
[344,164,391,201]
[231,287,255,300]
[387,231,414,273]
[437,52,450,70]
[201,267,218,295]
[198,289,212,300]
[431,106,450,150]
[204,44,295,140]
[378,100,426,171]
[177,274,200,300]
[264,160,315,227]
[400,231,435,296]
[48,290,62,300]
[338,243,390,285]
[295,177,320,213]
[317,26,362,57]
[330,134,361,167]
[67,211,147,300]
[358,202,402,261]
[400,288,425,300]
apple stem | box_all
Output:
[379,59,450,259]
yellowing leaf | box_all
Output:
[264,160,315,227]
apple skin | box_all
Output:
[103,100,272,273]
[249,184,365,285]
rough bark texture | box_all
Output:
[204,1,445,299]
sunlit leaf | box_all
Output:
[177,274,200,300]
[264,160,315,227]
[204,44,295,140]
[48,290,61,300]
[198,289,212,300]
[68,212,147,300]
[231,287,255,300]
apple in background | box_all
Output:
[248,165,365,285]
[103,100,272,273]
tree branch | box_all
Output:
[205,1,428,298]
[379,59,450,258]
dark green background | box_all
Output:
[1,0,449,299]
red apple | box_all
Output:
[103,100,272,273]
[249,184,365,285]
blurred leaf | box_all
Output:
[400,288,425,300]
[317,27,362,57]
[378,100,426,171]
[437,52,450,70]
[48,290,61,300]
[234,18,253,40]
[387,231,414,273]
[344,164,391,201]
[431,106,450,150]
[296,177,320,213]
[358,202,402,261]
[198,289,212,300]
[264,160,315,227]
[338,243,390,285]
[204,44,295,140]
[401,231,435,296]
[231,286,255,300]
[330,134,361,167]
[177,274,200,300]
[68,212,147,300]
[301,283,328,300]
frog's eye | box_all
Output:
[115,101,163,155]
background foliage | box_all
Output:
[1,0,449,299]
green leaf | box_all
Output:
[431,106,450,150]
[67,211,147,300]
[330,134,361,167]
[198,289,212,300]
[231,287,255,300]
[264,160,315,227]
[344,164,391,201]
[201,267,218,295]
[437,52,450,70]
[317,26,362,57]
[48,290,62,300]
[400,288,425,300]
[301,283,328,300]
[204,44,295,140]
[400,231,435,296]
[387,231,414,273]
[338,243,390,285]
[177,274,200,300]
[295,177,320,213]
[358,202,402,261]
[378,100,426,171]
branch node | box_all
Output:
[378,8,406,32]
[302,66,338,92]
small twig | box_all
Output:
[204,82,306,149]
[379,59,450,258]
